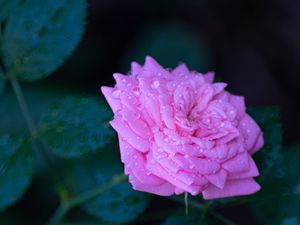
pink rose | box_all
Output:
[101,56,264,199]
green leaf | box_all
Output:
[0,83,74,135]
[1,0,86,81]
[120,23,211,72]
[65,149,151,223]
[248,144,300,224]
[0,74,5,95]
[280,217,300,225]
[247,106,282,177]
[0,0,19,22]
[0,136,34,210]
[39,96,114,157]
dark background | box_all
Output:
[49,0,300,143]
[1,0,299,224]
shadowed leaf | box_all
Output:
[1,0,86,81]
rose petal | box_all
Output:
[128,173,175,196]
[147,154,200,195]
[119,138,164,185]
[120,110,151,139]
[204,72,215,83]
[222,152,249,173]
[249,133,264,154]
[202,178,261,199]
[239,114,261,151]
[131,62,142,76]
[144,56,168,76]
[205,169,228,189]
[100,87,121,113]
[110,119,149,152]
[213,82,227,95]
[172,64,189,76]
[189,157,221,175]
[228,156,259,179]
[229,95,246,118]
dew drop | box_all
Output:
[189,165,194,169]
[152,80,160,89]
[184,155,189,159]
[112,90,120,98]
[122,78,126,83]
[133,155,138,159]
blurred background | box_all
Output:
[0,0,299,224]
[53,0,299,143]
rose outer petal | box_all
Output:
[202,178,261,199]
[100,86,121,113]
[239,114,262,152]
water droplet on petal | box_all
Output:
[133,155,138,159]
[152,80,160,89]
[112,90,121,98]
[189,165,194,169]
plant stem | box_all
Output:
[8,74,69,199]
[169,196,237,225]
[46,174,127,225]
[9,75,38,138]
[184,192,189,215]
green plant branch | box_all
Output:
[45,173,127,225]
[8,74,69,200]
[9,75,38,137]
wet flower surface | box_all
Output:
[101,56,264,199]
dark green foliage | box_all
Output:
[121,24,211,72]
[0,74,5,94]
[247,108,299,224]
[162,210,218,225]
[247,107,282,177]
[248,144,300,224]
[0,0,19,22]
[0,136,34,210]
[39,96,114,157]
[1,0,85,81]
[65,149,151,223]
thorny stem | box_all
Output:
[45,174,127,225]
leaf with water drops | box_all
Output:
[39,96,114,157]
[0,136,34,210]
[0,0,19,22]
[1,0,86,81]
[64,149,151,223]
